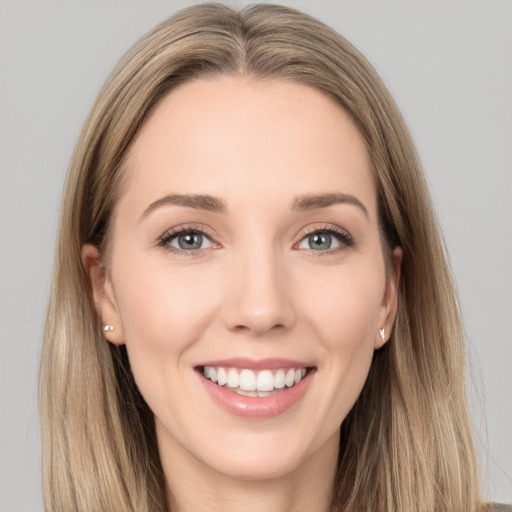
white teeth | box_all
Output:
[239,369,256,391]
[256,370,274,392]
[285,369,295,387]
[227,368,239,388]
[204,366,218,382]
[236,388,258,397]
[202,365,309,394]
[217,367,227,386]
[274,369,285,389]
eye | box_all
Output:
[159,228,216,252]
[171,232,212,250]
[296,227,353,252]
[298,231,340,251]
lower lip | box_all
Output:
[197,369,314,420]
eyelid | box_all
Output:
[156,224,221,253]
[155,222,354,254]
[293,224,355,252]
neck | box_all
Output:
[158,428,339,512]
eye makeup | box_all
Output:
[294,224,355,254]
[156,224,220,255]
[155,221,355,258]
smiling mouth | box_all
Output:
[199,366,310,397]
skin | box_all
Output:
[83,76,401,512]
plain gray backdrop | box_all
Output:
[1,1,511,510]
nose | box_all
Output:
[221,246,296,337]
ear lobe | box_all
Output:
[375,246,403,349]
[81,244,124,345]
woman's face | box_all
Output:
[86,76,400,481]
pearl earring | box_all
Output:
[379,328,385,342]
[103,324,114,333]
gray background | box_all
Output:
[1,1,511,510]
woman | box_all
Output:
[39,3,502,511]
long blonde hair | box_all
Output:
[40,3,483,511]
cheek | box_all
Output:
[299,263,385,352]
[109,251,223,387]
[112,251,216,340]
[297,261,384,417]
[109,253,227,433]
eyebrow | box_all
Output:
[139,192,369,221]
[291,193,369,218]
[139,194,227,221]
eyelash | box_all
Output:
[156,224,355,255]
[157,225,216,255]
[297,225,355,253]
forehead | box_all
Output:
[119,76,376,218]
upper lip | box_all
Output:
[196,357,314,371]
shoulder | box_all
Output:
[486,504,512,512]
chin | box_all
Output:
[195,426,327,482]
[203,448,306,482]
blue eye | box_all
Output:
[160,229,215,251]
[297,228,353,251]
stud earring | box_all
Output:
[103,324,114,333]
[379,328,385,342]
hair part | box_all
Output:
[40,3,482,511]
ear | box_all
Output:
[375,246,402,349]
[82,244,124,345]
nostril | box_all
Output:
[232,322,286,335]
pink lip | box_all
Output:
[197,357,311,371]
[196,363,315,420]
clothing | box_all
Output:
[489,504,512,512]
